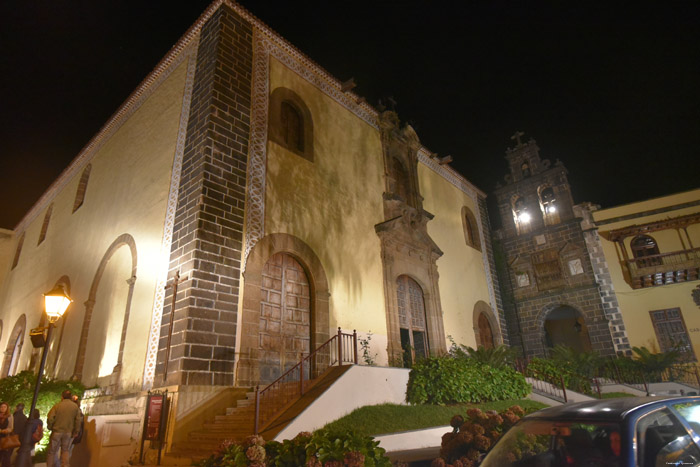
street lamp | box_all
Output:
[15,285,72,467]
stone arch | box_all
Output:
[237,233,329,386]
[472,300,503,348]
[2,314,26,377]
[385,267,446,366]
[73,233,137,389]
[537,304,592,354]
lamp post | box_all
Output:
[15,285,72,467]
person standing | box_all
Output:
[0,402,14,467]
[16,409,42,467]
[46,391,82,467]
[11,403,27,465]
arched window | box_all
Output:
[631,235,662,267]
[397,275,428,367]
[521,161,531,178]
[11,233,24,270]
[37,204,53,245]
[73,164,92,212]
[269,87,314,161]
[461,206,481,251]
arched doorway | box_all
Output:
[477,313,495,349]
[259,252,311,383]
[397,275,428,367]
[543,305,592,353]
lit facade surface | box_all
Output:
[0,2,502,464]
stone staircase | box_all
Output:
[162,390,258,464]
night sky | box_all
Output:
[1,1,698,229]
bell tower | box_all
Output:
[496,132,576,238]
[493,133,615,358]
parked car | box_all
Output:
[480,396,700,467]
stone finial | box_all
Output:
[511,131,525,147]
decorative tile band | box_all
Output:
[242,33,271,271]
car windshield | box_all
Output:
[480,419,623,467]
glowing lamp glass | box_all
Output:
[547,205,557,213]
[44,286,72,323]
[518,212,531,223]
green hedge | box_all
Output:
[406,357,530,405]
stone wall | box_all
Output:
[157,4,253,386]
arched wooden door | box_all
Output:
[397,275,428,367]
[543,306,592,353]
[259,253,311,383]
[477,313,495,349]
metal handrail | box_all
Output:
[254,328,357,434]
[516,359,568,403]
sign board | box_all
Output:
[145,394,165,441]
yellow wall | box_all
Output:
[419,165,493,349]
[594,189,700,354]
[264,57,388,340]
[263,58,494,360]
[0,58,190,390]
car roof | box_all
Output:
[523,396,700,422]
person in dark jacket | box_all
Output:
[16,409,42,467]
[12,402,27,459]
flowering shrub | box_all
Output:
[193,429,391,467]
[406,357,530,405]
[431,405,525,467]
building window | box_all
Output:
[269,87,314,162]
[461,206,481,251]
[649,308,695,361]
[397,275,429,367]
[37,204,53,245]
[521,161,531,178]
[280,101,304,152]
[11,233,24,270]
[73,164,92,212]
[532,248,566,290]
[538,185,560,225]
[631,234,662,268]
[512,196,532,234]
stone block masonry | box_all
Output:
[156,4,253,386]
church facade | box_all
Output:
[0,2,503,463]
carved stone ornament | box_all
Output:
[693,285,700,307]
